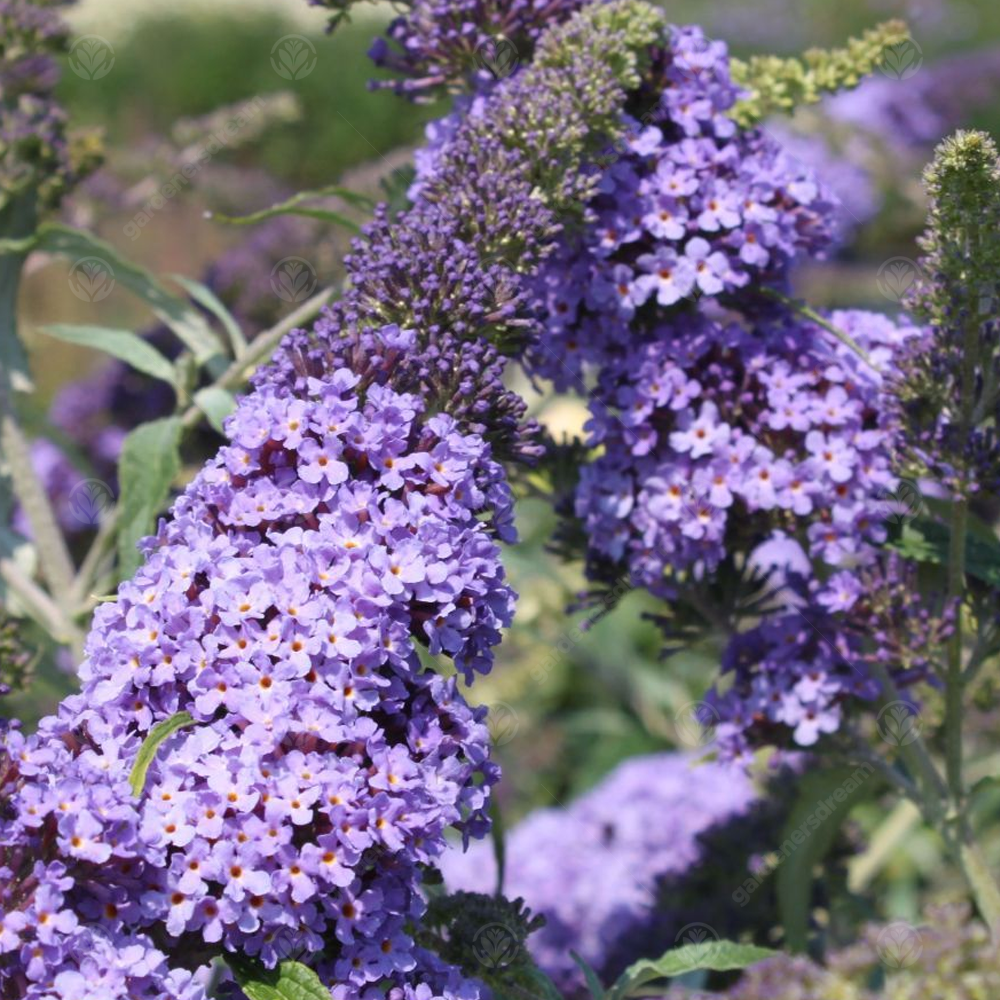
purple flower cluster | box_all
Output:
[439,752,758,992]
[0,0,92,211]
[0,726,207,999]
[763,123,881,240]
[575,309,918,605]
[321,0,590,97]
[36,354,511,972]
[826,46,1000,157]
[524,25,836,386]
[5,2,668,993]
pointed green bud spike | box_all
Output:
[730,20,911,127]
[910,130,1000,331]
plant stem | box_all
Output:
[0,556,75,643]
[179,285,334,431]
[758,286,877,369]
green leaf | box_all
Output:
[227,956,331,1000]
[194,386,237,433]
[129,711,197,796]
[0,195,39,391]
[519,965,565,1000]
[888,522,940,564]
[116,417,183,578]
[39,325,176,386]
[207,185,372,232]
[888,515,1000,589]
[571,951,606,1000]
[171,275,246,357]
[777,765,880,952]
[609,942,776,1000]
[26,223,225,364]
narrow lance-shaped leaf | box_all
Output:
[777,765,880,952]
[116,417,183,578]
[22,223,226,364]
[128,711,197,796]
[571,952,607,1000]
[608,942,777,1000]
[171,274,246,357]
[39,325,176,386]
[206,184,373,232]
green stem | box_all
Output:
[758,287,877,369]
[0,556,75,643]
[868,659,947,813]
[0,195,82,653]
[944,494,967,804]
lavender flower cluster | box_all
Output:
[524,25,836,386]
[1,726,208,999]
[439,752,759,993]
[311,0,591,97]
[3,345,514,998]
[3,2,670,995]
[0,0,95,211]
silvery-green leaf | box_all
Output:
[116,417,182,578]
[40,325,176,386]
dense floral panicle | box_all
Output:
[4,5,675,995]
[706,545,958,758]
[43,357,511,976]
[310,0,591,98]
[439,752,758,992]
[261,1,666,462]
[892,132,1000,496]
[523,24,837,387]
[0,0,97,211]
[726,19,910,129]
[572,309,917,607]
[825,46,1000,155]
[0,726,208,999]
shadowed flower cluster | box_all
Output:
[439,752,761,993]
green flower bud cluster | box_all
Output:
[729,20,911,127]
